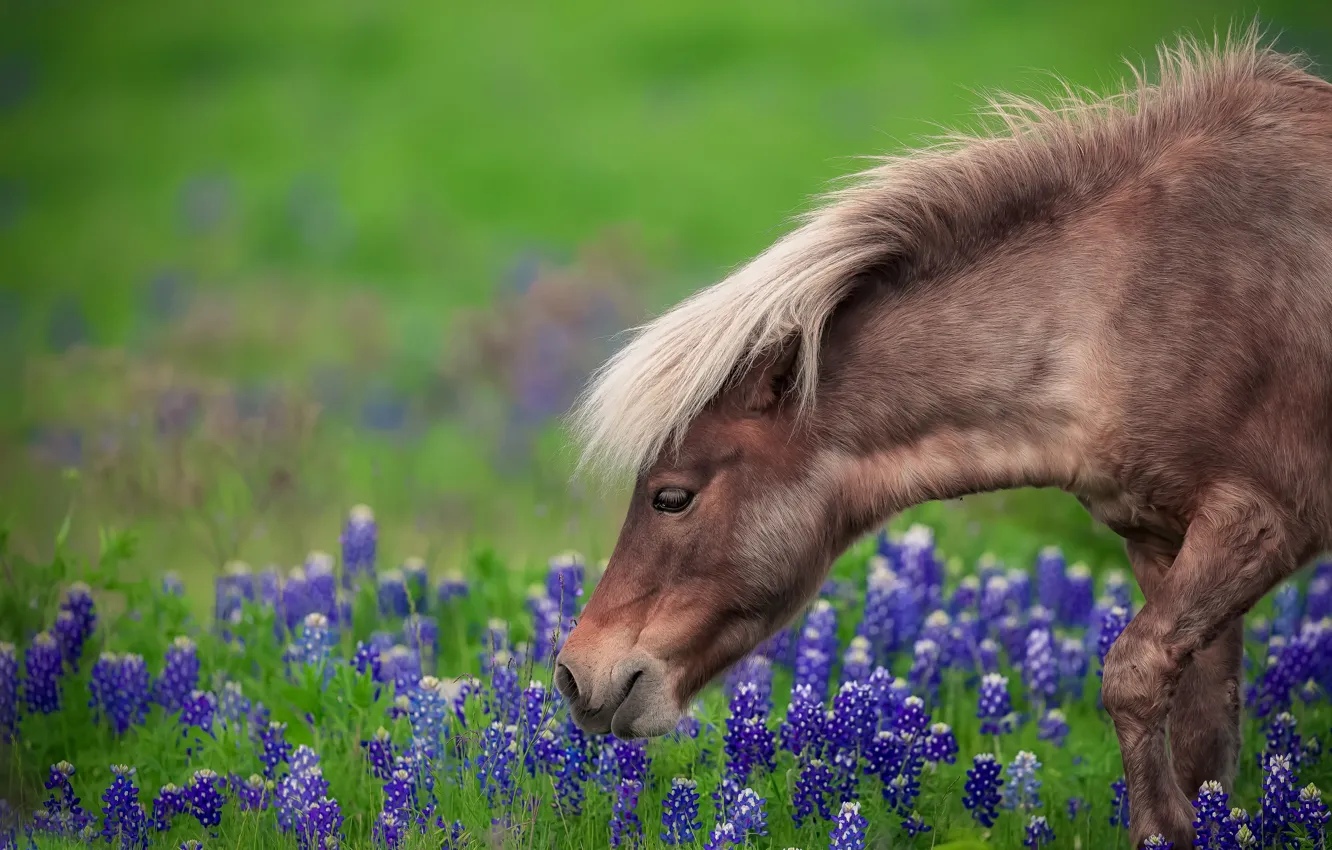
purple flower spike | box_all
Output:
[186,769,226,834]
[340,504,377,589]
[24,632,63,714]
[100,764,148,850]
[0,642,17,743]
[963,753,1004,827]
[151,783,184,832]
[829,801,868,850]
[609,778,642,848]
[1296,784,1330,845]
[1142,835,1173,849]
[239,774,272,811]
[1260,753,1296,846]
[37,760,93,837]
[792,759,834,828]
[1192,780,1230,847]
[1023,815,1056,849]
[89,653,151,736]
[1037,709,1069,748]
[260,721,293,779]
[660,777,702,845]
[56,582,96,671]
[1110,776,1130,828]
[977,673,1014,736]
[1001,751,1043,812]
[1097,606,1131,678]
[155,637,200,713]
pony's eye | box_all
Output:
[651,488,694,514]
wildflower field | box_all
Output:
[4,509,1332,850]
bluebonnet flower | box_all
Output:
[1260,753,1296,847]
[56,582,96,671]
[950,575,981,614]
[100,765,148,849]
[1005,567,1032,610]
[154,637,200,713]
[1001,751,1042,811]
[1265,711,1303,767]
[1227,808,1255,848]
[528,593,564,663]
[1036,546,1066,613]
[180,842,204,850]
[724,653,774,706]
[36,761,92,837]
[89,652,151,736]
[1193,780,1231,847]
[260,721,293,779]
[1296,784,1329,845]
[362,727,396,781]
[186,769,226,833]
[858,558,899,662]
[1308,576,1332,623]
[239,774,272,811]
[373,810,407,850]
[408,676,451,759]
[997,613,1029,666]
[217,680,250,728]
[382,768,418,818]
[24,632,63,714]
[1142,835,1174,849]
[297,795,344,850]
[179,689,216,747]
[1110,776,1130,828]
[924,723,958,765]
[1253,625,1319,718]
[276,764,329,833]
[978,673,1015,736]
[1022,629,1058,709]
[436,572,469,607]
[902,811,931,837]
[728,787,768,842]
[402,615,438,669]
[486,650,520,725]
[1023,815,1055,849]
[1097,606,1131,677]
[609,778,642,848]
[613,736,650,784]
[303,552,339,622]
[977,638,1001,674]
[161,572,185,596]
[151,784,184,832]
[476,722,517,806]
[907,639,941,700]
[1061,563,1095,626]
[216,560,256,628]
[980,574,1012,624]
[555,718,590,815]
[781,683,824,758]
[661,777,702,844]
[282,567,312,633]
[702,821,736,850]
[829,801,868,850]
[287,613,335,673]
[546,551,584,617]
[792,758,834,827]
[1027,604,1054,633]
[1057,636,1088,701]
[827,680,875,754]
[838,636,873,685]
[380,646,423,695]
[352,640,382,681]
[1038,709,1069,747]
[378,570,411,619]
[1067,796,1087,821]
[1103,569,1132,609]
[0,642,17,743]
[1271,581,1303,639]
[794,646,833,701]
[919,609,952,651]
[340,504,377,589]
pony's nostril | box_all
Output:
[555,663,580,704]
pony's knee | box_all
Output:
[1101,632,1180,728]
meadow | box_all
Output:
[3,508,1332,849]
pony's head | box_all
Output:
[556,337,858,738]
[553,219,884,738]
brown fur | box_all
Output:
[556,26,1332,848]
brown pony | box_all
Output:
[554,27,1332,848]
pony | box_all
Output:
[554,25,1332,848]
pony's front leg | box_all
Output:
[1104,491,1301,849]
[1125,543,1244,800]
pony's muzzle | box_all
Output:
[554,647,681,739]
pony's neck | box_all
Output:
[813,223,1117,525]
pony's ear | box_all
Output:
[731,335,801,413]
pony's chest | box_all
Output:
[1079,489,1189,550]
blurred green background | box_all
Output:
[2,0,1330,596]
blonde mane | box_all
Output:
[568,23,1316,479]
